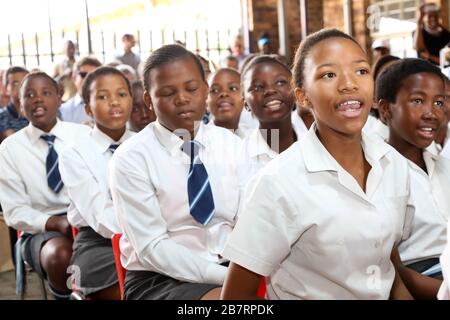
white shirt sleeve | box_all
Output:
[109,153,227,285]
[222,173,302,276]
[0,146,50,233]
[59,147,120,238]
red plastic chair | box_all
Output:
[111,233,126,300]
[257,277,266,299]
[71,227,79,239]
[111,233,267,300]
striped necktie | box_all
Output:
[41,134,64,193]
[182,140,215,225]
[109,144,120,154]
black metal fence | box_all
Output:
[0,28,239,71]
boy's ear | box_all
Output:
[143,90,153,109]
[378,99,392,124]
[84,103,93,118]
[294,87,311,110]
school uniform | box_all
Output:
[60,94,92,124]
[0,120,90,278]
[206,121,247,139]
[438,123,450,160]
[109,120,245,300]
[238,108,259,131]
[291,111,309,139]
[438,221,450,299]
[363,114,389,141]
[59,126,134,296]
[241,124,304,180]
[222,124,414,300]
[398,145,450,275]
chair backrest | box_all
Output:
[71,227,78,239]
[257,277,266,299]
[111,233,126,300]
[110,233,265,300]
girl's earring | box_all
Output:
[244,102,251,112]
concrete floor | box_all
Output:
[0,270,51,300]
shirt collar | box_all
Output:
[74,94,83,106]
[247,128,278,159]
[302,123,392,173]
[25,119,66,144]
[423,142,439,176]
[91,125,133,153]
[153,120,206,157]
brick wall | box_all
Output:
[323,0,344,30]
[245,0,372,61]
[248,0,279,54]
[307,0,324,33]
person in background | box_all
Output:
[52,40,77,78]
[128,80,156,132]
[371,39,391,64]
[116,64,138,82]
[0,67,29,142]
[413,3,450,65]
[59,57,102,124]
[229,35,248,69]
[114,34,141,72]
[0,70,10,108]
[257,33,273,55]
[221,55,239,70]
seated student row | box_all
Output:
[1,29,450,299]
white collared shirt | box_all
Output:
[363,115,389,141]
[109,121,245,285]
[241,124,305,181]
[223,124,414,300]
[238,109,259,131]
[438,123,450,160]
[291,111,309,140]
[59,126,134,238]
[60,94,92,124]
[206,121,247,139]
[398,147,449,265]
[438,221,450,300]
[0,120,90,234]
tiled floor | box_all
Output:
[0,270,51,300]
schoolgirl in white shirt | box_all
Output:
[377,58,450,298]
[59,66,135,299]
[240,55,301,177]
[206,68,246,139]
[109,44,245,300]
[0,72,90,299]
[362,55,400,142]
[221,29,415,300]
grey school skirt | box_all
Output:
[70,227,118,296]
[21,231,65,278]
[124,270,220,300]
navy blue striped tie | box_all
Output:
[41,134,63,193]
[109,144,120,154]
[182,141,215,225]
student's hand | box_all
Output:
[417,4,426,23]
[45,215,72,238]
